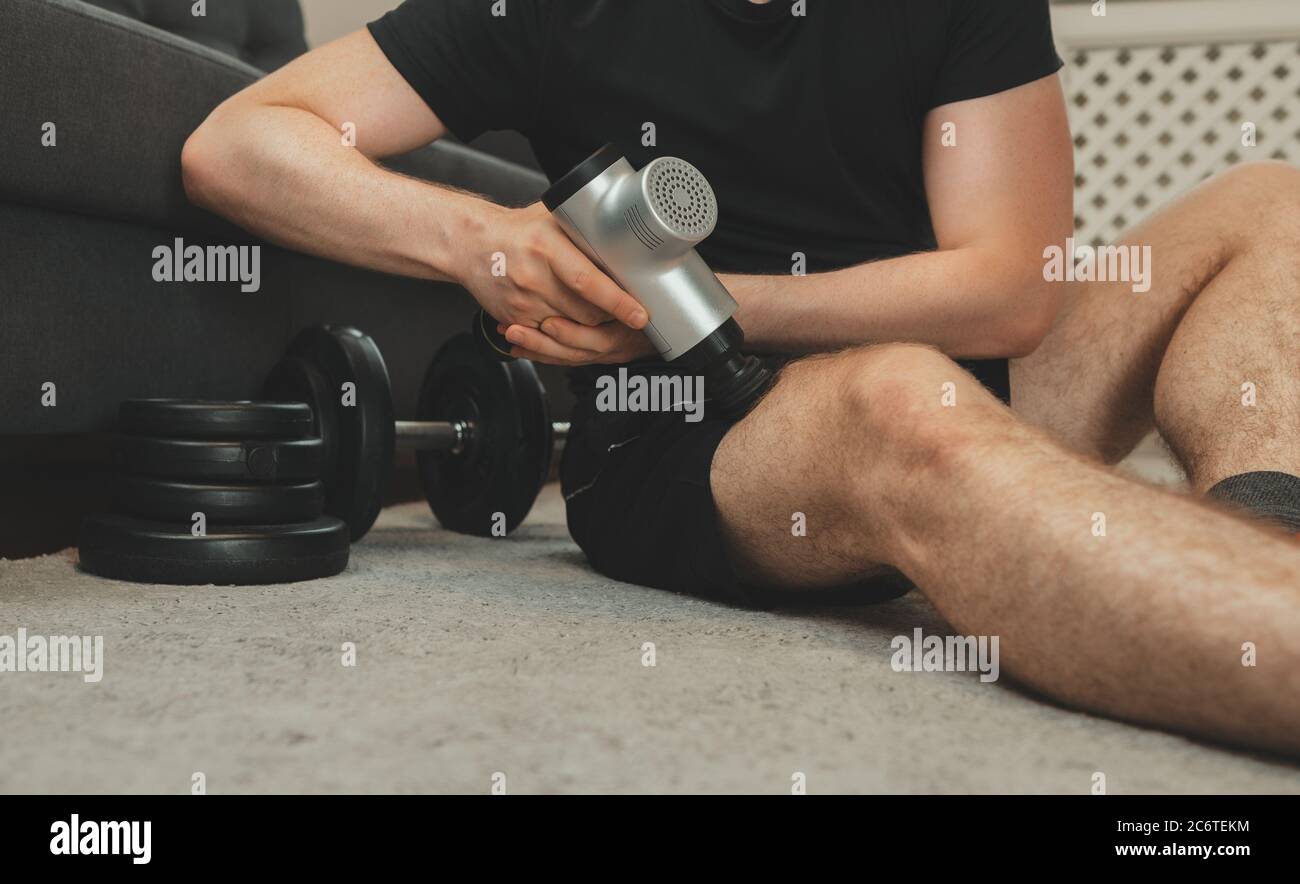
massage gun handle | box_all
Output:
[474,309,516,362]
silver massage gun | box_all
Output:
[476,144,772,418]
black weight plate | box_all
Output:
[111,434,323,483]
[79,513,349,585]
[262,356,341,487]
[511,356,555,498]
[118,399,313,440]
[416,333,552,536]
[113,475,324,524]
[278,327,394,541]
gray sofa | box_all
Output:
[0,0,551,555]
[78,0,309,71]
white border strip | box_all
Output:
[1052,0,1300,50]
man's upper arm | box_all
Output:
[922,73,1075,258]
[920,0,1072,260]
[228,0,553,160]
[364,0,552,144]
[231,29,446,160]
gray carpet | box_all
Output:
[2,474,1298,794]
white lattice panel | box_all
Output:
[1065,39,1300,246]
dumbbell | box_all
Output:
[263,325,569,541]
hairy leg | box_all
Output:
[1011,161,1300,489]
[714,344,1300,754]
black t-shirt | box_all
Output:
[368,0,1062,395]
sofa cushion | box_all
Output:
[80,0,308,71]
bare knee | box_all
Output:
[1151,161,1300,302]
[1204,160,1300,239]
[827,343,994,473]
[1212,158,1300,193]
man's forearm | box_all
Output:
[182,102,496,283]
[722,245,1058,360]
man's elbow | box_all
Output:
[180,110,230,210]
[957,250,1061,358]
[996,274,1061,358]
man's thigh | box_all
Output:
[1010,167,1251,461]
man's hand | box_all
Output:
[496,314,657,366]
[460,202,654,365]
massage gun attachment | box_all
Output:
[476,144,772,418]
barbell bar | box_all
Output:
[393,419,570,454]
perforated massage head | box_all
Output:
[642,157,719,243]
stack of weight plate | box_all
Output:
[79,400,350,585]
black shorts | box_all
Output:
[560,357,1009,608]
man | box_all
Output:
[182,0,1300,755]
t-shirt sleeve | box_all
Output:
[367,0,554,142]
[929,0,1063,109]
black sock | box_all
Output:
[1206,471,1300,533]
